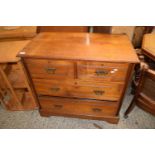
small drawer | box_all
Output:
[25,58,74,79]
[39,96,119,116]
[77,61,129,82]
[33,79,123,101]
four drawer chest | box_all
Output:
[18,32,139,123]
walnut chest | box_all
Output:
[18,32,139,124]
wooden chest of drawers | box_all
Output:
[18,32,139,123]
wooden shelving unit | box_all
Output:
[0,61,38,111]
[0,39,38,111]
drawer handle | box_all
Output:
[92,108,102,112]
[45,67,56,74]
[50,87,60,92]
[94,90,105,96]
[95,70,108,76]
[54,104,63,109]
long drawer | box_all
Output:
[39,96,119,116]
[77,61,129,82]
[33,79,124,101]
[25,58,74,79]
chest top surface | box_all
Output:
[142,34,155,61]
[18,32,139,63]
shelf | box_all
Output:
[7,63,27,89]
[4,89,38,111]
[0,62,38,111]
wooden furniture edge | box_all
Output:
[17,56,140,64]
[124,65,148,117]
[18,60,38,109]
[21,58,40,108]
[141,49,155,62]
[40,109,119,124]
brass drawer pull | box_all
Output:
[45,67,56,74]
[94,90,105,95]
[92,108,102,112]
[54,104,63,109]
[50,87,60,92]
[95,70,108,76]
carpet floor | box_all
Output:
[0,91,155,129]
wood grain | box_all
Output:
[18,32,139,63]
[142,34,155,61]
[33,78,124,101]
[39,96,119,117]
[0,40,30,63]
[19,32,138,123]
[37,26,89,33]
[77,61,129,82]
[0,26,37,39]
[25,58,74,79]
[125,67,155,117]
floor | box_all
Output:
[0,90,155,129]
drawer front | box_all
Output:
[33,79,123,101]
[77,61,129,82]
[70,84,123,101]
[33,79,69,97]
[39,96,119,116]
[25,58,74,79]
